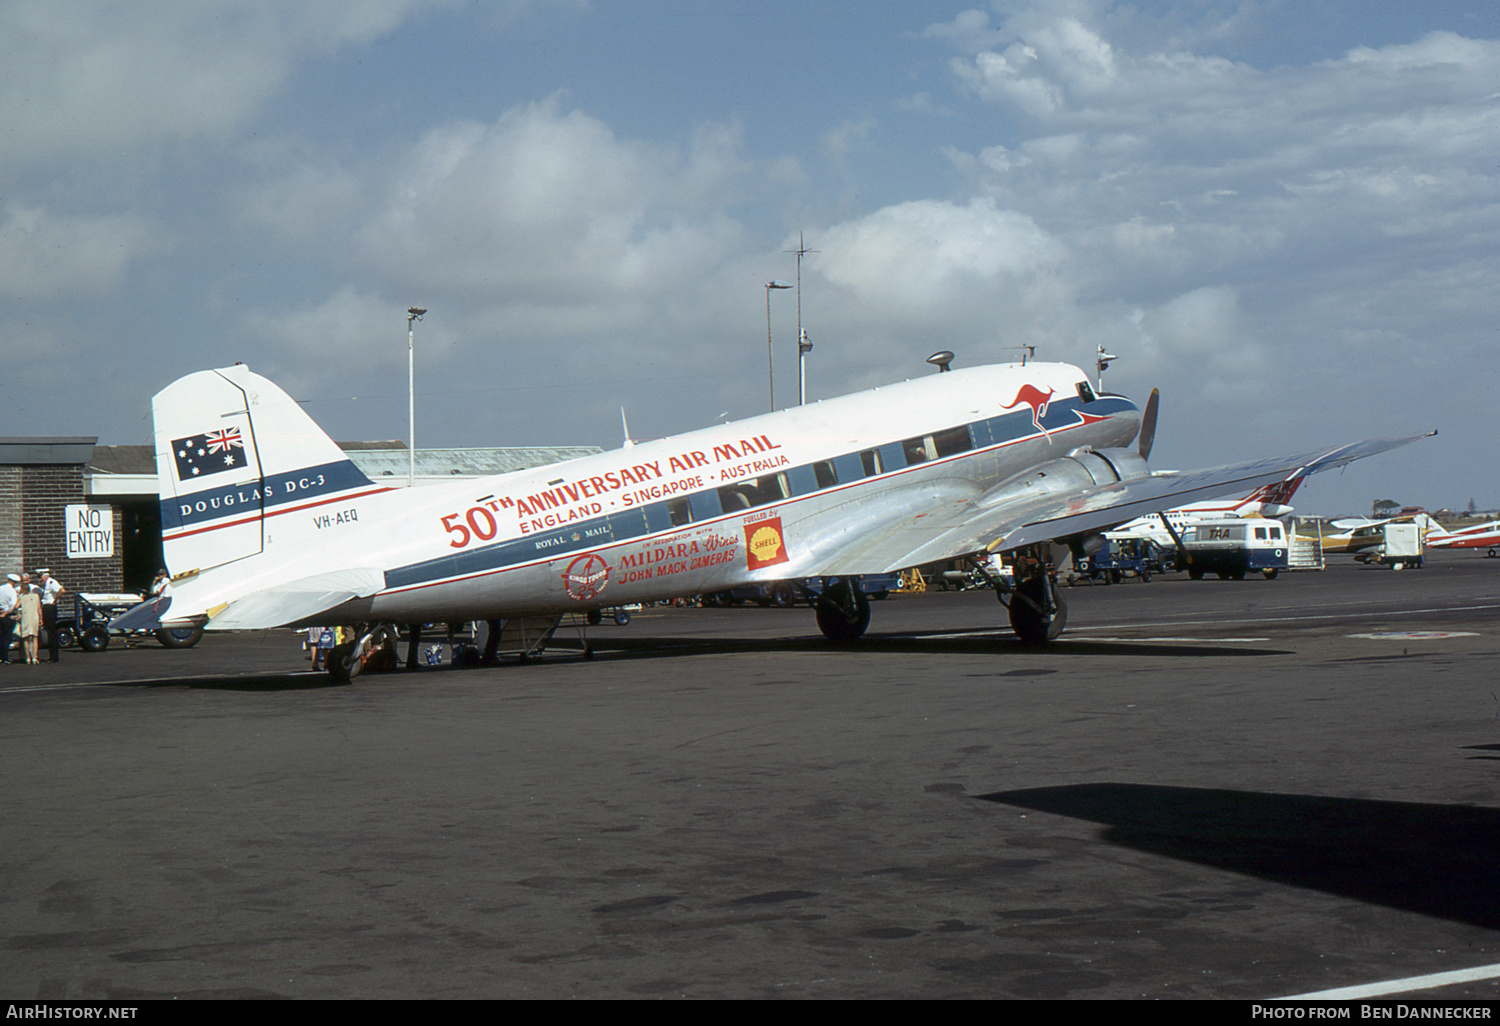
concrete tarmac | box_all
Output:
[2,551,1498,999]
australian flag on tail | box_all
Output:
[172,427,245,480]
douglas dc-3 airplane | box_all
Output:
[115,360,1428,680]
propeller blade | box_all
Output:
[1138,388,1159,460]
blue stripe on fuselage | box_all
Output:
[161,460,374,533]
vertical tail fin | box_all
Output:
[155,365,376,575]
[1237,475,1303,516]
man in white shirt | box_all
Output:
[0,574,19,664]
[36,569,64,663]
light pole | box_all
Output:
[764,281,792,411]
[785,232,818,405]
[407,306,426,487]
[798,328,812,406]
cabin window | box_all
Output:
[688,490,722,522]
[667,497,691,527]
[1255,527,1268,540]
[786,464,817,496]
[860,448,883,476]
[813,460,837,489]
[902,436,932,464]
[718,473,790,512]
[932,426,973,458]
[878,442,906,472]
[833,452,864,483]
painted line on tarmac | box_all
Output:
[0,681,100,695]
[905,630,1271,643]
[1278,960,1500,1000]
[1077,636,1271,643]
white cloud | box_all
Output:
[351,99,749,312]
[815,197,1064,318]
[0,204,164,301]
[0,1,433,171]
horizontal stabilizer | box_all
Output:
[202,568,386,631]
[107,595,174,633]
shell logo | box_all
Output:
[745,516,790,570]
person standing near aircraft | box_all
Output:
[36,569,63,663]
[17,573,41,665]
[0,574,19,664]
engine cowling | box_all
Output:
[978,447,1153,562]
[979,446,1151,512]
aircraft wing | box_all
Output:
[801,433,1432,575]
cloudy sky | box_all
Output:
[3,0,1496,516]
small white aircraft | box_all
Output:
[114,360,1427,679]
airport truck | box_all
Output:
[1379,522,1424,570]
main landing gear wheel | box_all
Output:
[327,625,400,683]
[1008,574,1067,645]
[815,577,870,643]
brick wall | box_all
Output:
[0,467,20,575]
[10,465,123,593]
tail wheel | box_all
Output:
[815,577,870,643]
[155,625,204,648]
[1008,574,1067,645]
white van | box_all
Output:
[1178,518,1290,580]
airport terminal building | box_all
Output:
[0,438,600,596]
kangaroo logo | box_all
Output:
[1004,384,1055,434]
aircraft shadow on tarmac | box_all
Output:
[576,631,1292,660]
[979,783,1500,929]
[105,632,1290,690]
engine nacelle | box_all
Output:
[979,447,1153,562]
[1080,447,1151,484]
[979,446,1151,513]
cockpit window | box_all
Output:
[1076,380,1097,403]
